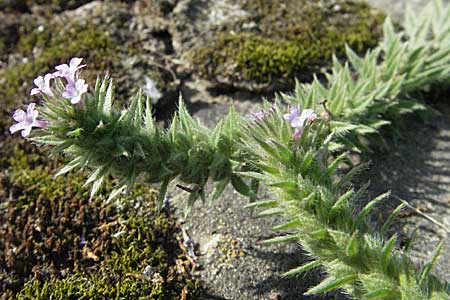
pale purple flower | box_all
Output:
[30,73,54,97]
[163,194,170,209]
[253,105,277,123]
[9,103,48,137]
[183,237,196,258]
[283,107,300,123]
[62,79,88,105]
[80,235,87,247]
[254,110,266,122]
[283,106,317,139]
[53,57,86,85]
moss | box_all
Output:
[16,213,201,300]
[0,21,116,111]
[191,0,384,87]
[0,138,201,299]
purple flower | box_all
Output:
[9,103,48,137]
[80,235,87,247]
[62,79,88,105]
[53,57,86,85]
[30,73,54,97]
[254,110,266,122]
[253,105,277,123]
[283,107,317,139]
[163,195,170,209]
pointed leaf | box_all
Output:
[357,192,391,225]
[244,200,278,209]
[305,275,357,295]
[261,234,299,245]
[381,234,397,272]
[419,241,444,285]
[381,203,405,236]
[55,157,82,177]
[283,260,322,277]
[210,179,229,203]
[272,218,302,231]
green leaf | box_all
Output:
[381,235,397,272]
[54,157,82,177]
[210,179,229,203]
[300,150,315,174]
[305,275,357,295]
[261,234,299,245]
[268,181,297,190]
[383,17,396,42]
[346,232,359,257]
[326,153,347,177]
[257,208,284,217]
[331,189,354,214]
[157,177,170,212]
[144,97,156,133]
[235,171,265,181]
[231,175,252,197]
[31,135,64,145]
[356,192,391,226]
[185,191,200,218]
[419,241,444,285]
[244,200,278,209]
[283,260,322,277]
[96,76,109,111]
[103,79,113,116]
[272,218,302,231]
[381,203,405,236]
[90,175,105,199]
[107,184,128,203]
[345,44,364,71]
[309,229,329,240]
[403,226,419,252]
[365,288,395,299]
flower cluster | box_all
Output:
[54,57,87,105]
[9,58,88,138]
[253,105,276,123]
[283,106,317,139]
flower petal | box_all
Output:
[12,109,26,122]
[283,107,300,121]
[30,88,40,96]
[71,95,81,104]
[293,127,303,139]
[21,126,32,137]
[69,57,83,69]
[54,64,70,77]
[32,119,48,128]
[9,122,27,134]
[33,76,45,89]
[291,117,304,128]
[300,109,317,121]
[27,103,36,116]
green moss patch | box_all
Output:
[0,139,200,299]
[191,0,384,89]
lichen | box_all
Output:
[190,0,384,88]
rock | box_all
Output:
[172,0,385,93]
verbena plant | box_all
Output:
[9,0,450,298]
